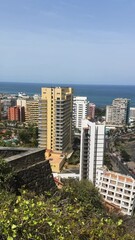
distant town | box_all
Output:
[1,87,135,216]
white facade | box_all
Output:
[73,96,88,131]
[106,98,130,126]
[88,103,96,120]
[17,99,27,109]
[79,119,105,184]
[96,168,135,216]
[130,107,135,120]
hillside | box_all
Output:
[0,159,135,240]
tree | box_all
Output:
[121,149,131,162]
[18,130,31,144]
[0,179,135,240]
[18,125,38,147]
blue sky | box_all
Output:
[0,0,135,85]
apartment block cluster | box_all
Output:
[37,88,135,215]
[0,93,40,125]
[37,88,95,172]
[79,97,135,216]
[1,88,135,215]
[79,116,135,216]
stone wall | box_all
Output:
[0,147,26,158]
[1,147,56,194]
[5,148,45,171]
[17,160,56,194]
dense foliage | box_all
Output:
[67,149,80,165]
[18,124,38,147]
[0,159,135,240]
[0,122,38,147]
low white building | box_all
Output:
[96,168,135,216]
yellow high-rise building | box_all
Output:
[38,87,73,156]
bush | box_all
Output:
[0,163,135,240]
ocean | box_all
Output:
[0,82,135,107]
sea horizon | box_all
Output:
[0,81,135,107]
[1,81,135,86]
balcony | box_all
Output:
[115,193,122,199]
[124,190,131,195]
[108,191,114,196]
[125,184,132,190]
[116,187,123,193]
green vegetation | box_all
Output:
[67,149,80,165]
[0,158,13,191]
[95,107,106,117]
[18,127,38,147]
[95,107,106,121]
[0,122,38,147]
[0,159,135,240]
[104,153,112,170]
[121,149,131,162]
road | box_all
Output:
[106,133,135,179]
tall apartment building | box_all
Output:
[96,168,135,216]
[88,103,96,120]
[73,96,88,131]
[8,106,25,122]
[16,99,27,122]
[38,87,73,154]
[106,98,130,126]
[79,119,105,184]
[25,100,39,125]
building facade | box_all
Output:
[17,99,27,109]
[130,107,135,120]
[25,100,39,125]
[73,96,88,131]
[1,99,16,119]
[88,103,96,120]
[8,106,25,122]
[79,119,105,184]
[106,98,130,126]
[38,87,73,154]
[16,99,27,122]
[96,168,135,216]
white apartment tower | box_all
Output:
[73,96,88,131]
[106,98,130,126]
[80,119,105,184]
